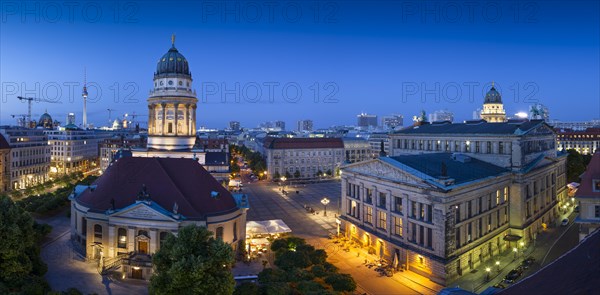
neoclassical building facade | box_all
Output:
[70,157,248,280]
[340,119,567,285]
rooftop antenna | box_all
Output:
[82,67,88,129]
[171,33,175,46]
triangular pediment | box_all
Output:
[344,159,431,186]
[522,123,555,136]
[110,202,176,222]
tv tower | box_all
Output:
[82,67,88,129]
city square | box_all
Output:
[1,1,599,295]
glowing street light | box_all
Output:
[513,247,518,259]
[321,197,330,216]
[495,260,500,272]
[485,267,491,281]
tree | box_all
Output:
[233,282,259,295]
[285,172,292,179]
[272,172,281,181]
[149,225,235,295]
[294,170,301,179]
[566,149,587,183]
[0,195,50,294]
[325,273,357,292]
[326,169,332,176]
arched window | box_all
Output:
[160,232,168,248]
[138,230,148,237]
[117,228,127,248]
[233,222,237,242]
[94,224,102,243]
[215,226,224,241]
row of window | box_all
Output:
[456,207,508,248]
[346,184,433,222]
[394,138,510,155]
[455,187,508,223]
[89,222,238,249]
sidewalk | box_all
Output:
[450,208,576,293]
[308,235,443,295]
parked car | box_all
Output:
[561,218,569,226]
[504,269,522,284]
[493,283,506,289]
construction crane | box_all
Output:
[107,108,117,123]
[11,113,38,128]
[129,112,148,128]
[17,96,61,126]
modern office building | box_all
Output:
[428,110,454,123]
[381,115,403,130]
[229,121,241,131]
[297,120,314,132]
[357,113,378,128]
[46,128,112,175]
[0,127,50,190]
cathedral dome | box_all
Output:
[484,86,502,104]
[37,112,53,128]
[155,36,190,77]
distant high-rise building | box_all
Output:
[381,115,403,130]
[297,120,313,132]
[275,120,286,131]
[229,121,241,131]
[473,108,482,120]
[529,104,550,121]
[428,110,454,123]
[67,113,76,125]
[357,113,378,128]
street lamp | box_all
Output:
[495,260,500,272]
[513,247,518,259]
[485,267,491,281]
[321,197,330,216]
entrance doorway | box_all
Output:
[132,268,143,279]
[138,240,148,254]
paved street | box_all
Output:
[243,180,442,295]
[37,210,148,295]
[450,208,579,293]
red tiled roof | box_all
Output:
[0,134,9,149]
[499,229,600,295]
[575,152,600,198]
[76,157,238,219]
[263,137,344,149]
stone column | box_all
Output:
[493,142,500,154]
[174,104,179,136]
[108,225,116,258]
[161,103,166,135]
[184,104,190,136]
[127,227,136,252]
[191,104,197,135]
[149,229,158,254]
[147,105,153,134]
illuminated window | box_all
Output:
[117,228,127,248]
[393,217,403,237]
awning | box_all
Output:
[246,219,292,236]
[503,234,522,241]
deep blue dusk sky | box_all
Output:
[1,0,598,129]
